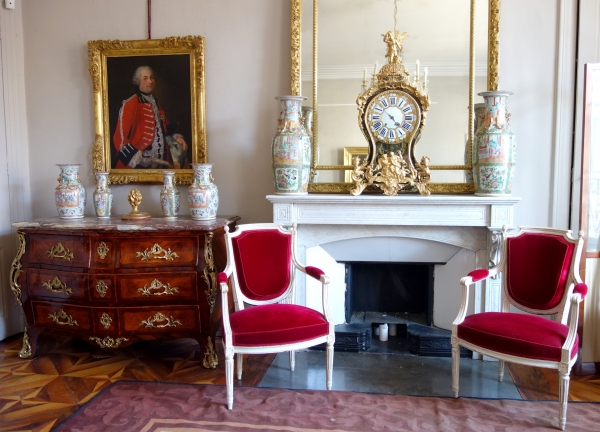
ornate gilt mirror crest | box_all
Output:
[289,0,501,194]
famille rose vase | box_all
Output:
[92,171,112,218]
[55,164,86,219]
[188,163,218,220]
[465,103,486,184]
[160,171,180,219]
[272,96,312,194]
[473,91,517,196]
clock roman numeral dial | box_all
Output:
[365,90,421,144]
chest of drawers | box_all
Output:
[9,216,238,368]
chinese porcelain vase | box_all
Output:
[188,163,218,220]
[93,171,112,218]
[465,103,486,184]
[473,91,516,196]
[272,96,312,194]
[160,171,180,219]
[55,164,86,219]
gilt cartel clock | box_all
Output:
[351,29,431,196]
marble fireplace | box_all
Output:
[267,194,521,334]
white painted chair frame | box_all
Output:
[219,223,335,410]
[451,226,585,430]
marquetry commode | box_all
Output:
[9,216,238,368]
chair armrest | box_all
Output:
[460,267,499,286]
[452,267,499,329]
[574,282,588,300]
[218,271,233,347]
[561,286,587,363]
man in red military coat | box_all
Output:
[113,66,179,169]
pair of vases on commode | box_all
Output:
[54,163,218,220]
[160,163,219,220]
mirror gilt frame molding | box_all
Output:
[290,0,501,194]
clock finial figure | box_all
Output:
[382,30,408,65]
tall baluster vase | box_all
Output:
[93,171,112,218]
[160,171,180,219]
[465,103,486,184]
[188,163,219,220]
[55,164,86,219]
[473,91,516,196]
[272,96,312,194]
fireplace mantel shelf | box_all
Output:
[267,194,521,229]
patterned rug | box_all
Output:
[54,381,600,431]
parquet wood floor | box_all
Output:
[0,333,274,431]
[1,333,599,431]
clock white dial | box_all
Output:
[366,91,419,144]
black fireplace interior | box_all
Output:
[344,262,434,325]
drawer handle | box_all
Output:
[46,243,74,261]
[42,276,73,296]
[136,243,179,262]
[96,280,108,297]
[140,312,182,329]
[48,309,78,327]
[97,242,109,259]
[89,336,128,348]
[100,312,112,329]
[137,279,179,296]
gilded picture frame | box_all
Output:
[343,147,368,182]
[88,36,207,184]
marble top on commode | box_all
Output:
[12,216,240,232]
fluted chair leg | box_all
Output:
[236,353,243,380]
[289,350,295,372]
[326,341,334,390]
[451,344,460,398]
[498,360,505,382]
[558,371,570,430]
[226,353,234,410]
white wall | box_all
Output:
[499,0,576,228]
[21,0,290,223]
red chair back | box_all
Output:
[505,232,575,311]
[231,229,293,301]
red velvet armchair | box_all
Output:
[218,223,335,410]
[451,227,587,430]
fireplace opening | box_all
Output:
[344,262,434,325]
[318,261,471,358]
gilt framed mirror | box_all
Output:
[290,0,500,193]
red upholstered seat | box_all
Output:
[457,312,578,362]
[451,227,586,431]
[219,223,335,410]
[229,304,330,346]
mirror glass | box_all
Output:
[301,0,489,184]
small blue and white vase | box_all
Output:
[55,164,86,219]
[188,163,219,220]
[93,171,112,218]
[272,96,312,194]
[473,91,517,196]
[160,171,180,219]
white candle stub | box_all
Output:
[379,323,389,341]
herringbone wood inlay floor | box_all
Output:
[0,333,599,431]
